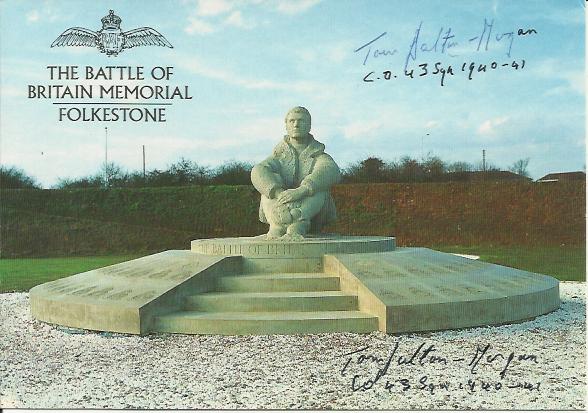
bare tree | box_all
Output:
[212,161,253,185]
[0,166,40,189]
[508,158,530,177]
[99,162,125,187]
[474,160,500,172]
[421,155,446,181]
[447,161,473,173]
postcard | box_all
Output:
[0,0,585,410]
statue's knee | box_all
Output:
[272,203,294,225]
[261,199,291,225]
[290,206,303,220]
[262,192,325,226]
[297,192,327,220]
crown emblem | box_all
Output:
[52,10,173,56]
[101,10,122,30]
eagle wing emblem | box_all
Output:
[51,27,99,47]
[122,27,173,49]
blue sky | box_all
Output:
[0,0,585,187]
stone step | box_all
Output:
[184,291,359,312]
[216,273,340,292]
[154,310,378,335]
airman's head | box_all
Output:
[285,106,311,138]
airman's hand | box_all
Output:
[276,186,308,204]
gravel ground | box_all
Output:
[1,282,585,410]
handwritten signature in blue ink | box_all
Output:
[404,21,458,71]
[404,19,536,70]
[467,18,537,58]
[355,19,537,70]
[354,32,398,66]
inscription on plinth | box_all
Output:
[191,236,395,258]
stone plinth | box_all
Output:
[30,236,560,336]
[191,235,395,258]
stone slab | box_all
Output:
[217,273,340,292]
[154,310,379,335]
[29,238,561,336]
[324,247,560,333]
[184,291,358,312]
[191,235,395,258]
[29,250,240,334]
[241,257,324,274]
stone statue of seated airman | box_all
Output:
[251,106,341,239]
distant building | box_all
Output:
[443,170,532,182]
[536,171,586,183]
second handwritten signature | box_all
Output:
[338,341,541,395]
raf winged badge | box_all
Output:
[51,10,173,56]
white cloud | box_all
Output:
[297,49,317,62]
[184,0,245,35]
[200,117,282,149]
[24,1,62,24]
[477,116,509,135]
[325,43,349,63]
[224,10,256,29]
[196,0,235,16]
[184,0,322,35]
[176,56,318,92]
[295,42,351,64]
[103,118,283,170]
[532,59,585,96]
[0,57,53,81]
[185,16,216,34]
[1,84,23,98]
[562,71,585,95]
[531,5,585,26]
[274,0,322,15]
[26,10,40,23]
[341,120,383,141]
[425,120,440,129]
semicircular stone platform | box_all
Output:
[30,235,559,335]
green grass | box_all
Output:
[0,255,142,292]
[433,245,586,281]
